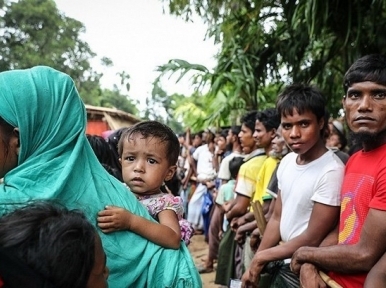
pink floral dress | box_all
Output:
[136,192,194,245]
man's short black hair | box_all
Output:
[256,108,280,132]
[230,125,241,136]
[229,157,245,180]
[344,54,386,93]
[276,84,327,136]
[241,111,257,132]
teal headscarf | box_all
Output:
[0,67,201,288]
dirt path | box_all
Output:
[188,234,218,288]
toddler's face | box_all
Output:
[120,136,176,195]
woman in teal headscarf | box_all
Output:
[0,66,201,288]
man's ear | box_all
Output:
[319,117,325,131]
[270,128,277,139]
[164,165,177,181]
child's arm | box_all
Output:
[97,206,181,249]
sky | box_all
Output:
[54,0,219,108]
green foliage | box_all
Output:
[143,81,185,132]
[0,0,103,105]
[100,87,139,115]
[0,0,139,117]
[172,94,209,131]
[101,57,114,67]
[0,0,95,83]
[160,0,386,119]
[116,70,131,92]
[154,52,282,128]
[77,71,103,106]
[150,61,212,130]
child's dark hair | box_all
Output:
[276,84,327,135]
[344,54,386,93]
[87,134,123,181]
[241,111,257,132]
[0,201,97,288]
[106,127,127,171]
[256,108,280,132]
[229,157,245,180]
[118,121,180,166]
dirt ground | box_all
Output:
[188,234,218,288]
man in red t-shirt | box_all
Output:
[290,54,386,288]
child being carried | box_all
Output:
[97,121,193,248]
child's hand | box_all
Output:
[97,205,131,233]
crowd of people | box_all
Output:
[0,54,386,288]
[164,54,386,288]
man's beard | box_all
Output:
[269,146,289,159]
[349,129,386,148]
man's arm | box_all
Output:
[213,151,221,172]
[294,224,339,287]
[292,208,386,274]
[241,196,339,287]
[235,221,258,244]
[364,251,386,287]
[319,224,339,246]
[185,127,191,149]
[242,211,256,223]
[256,189,282,251]
[240,190,283,286]
[255,201,339,263]
[226,194,250,221]
[189,156,197,178]
[264,198,276,222]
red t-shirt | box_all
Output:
[0,276,3,288]
[329,144,386,287]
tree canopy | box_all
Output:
[159,0,386,124]
[0,0,138,115]
[0,0,94,82]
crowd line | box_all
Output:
[0,54,386,288]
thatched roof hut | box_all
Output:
[85,105,140,136]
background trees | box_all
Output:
[158,0,386,128]
[0,0,137,114]
[3,0,386,131]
